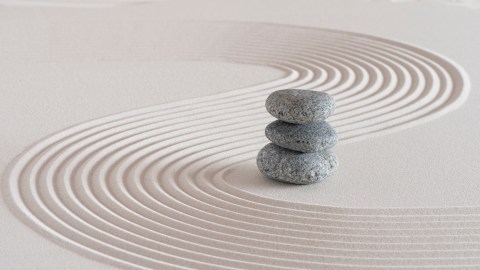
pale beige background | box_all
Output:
[1,0,479,269]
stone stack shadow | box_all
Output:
[257,89,339,184]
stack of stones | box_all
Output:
[257,89,339,185]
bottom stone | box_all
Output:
[257,143,338,185]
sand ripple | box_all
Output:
[4,22,474,269]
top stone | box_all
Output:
[265,89,335,124]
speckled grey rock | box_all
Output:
[266,89,335,124]
[257,143,339,185]
[265,120,337,153]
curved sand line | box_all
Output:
[3,22,474,269]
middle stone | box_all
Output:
[265,120,337,153]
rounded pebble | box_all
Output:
[256,143,339,185]
[265,89,335,124]
[265,120,337,153]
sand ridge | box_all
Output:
[3,21,472,269]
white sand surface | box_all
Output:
[1,1,480,269]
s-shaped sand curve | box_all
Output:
[4,22,473,269]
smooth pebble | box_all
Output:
[256,143,339,185]
[265,120,337,153]
[266,89,335,124]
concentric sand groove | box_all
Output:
[4,22,473,269]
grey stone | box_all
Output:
[266,89,335,124]
[265,120,337,153]
[256,143,339,185]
